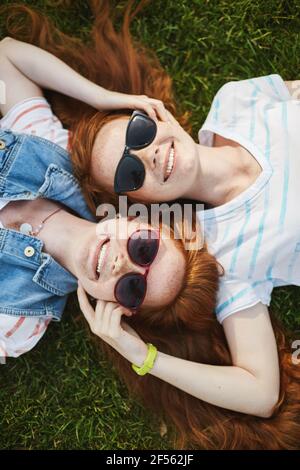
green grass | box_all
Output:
[1,0,300,450]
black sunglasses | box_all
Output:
[113,110,157,194]
[114,228,160,312]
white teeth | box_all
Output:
[165,146,174,179]
[96,241,108,275]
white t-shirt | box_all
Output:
[197,74,300,324]
[0,201,8,211]
[0,96,70,357]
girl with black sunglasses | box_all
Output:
[2,0,300,451]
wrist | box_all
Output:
[125,341,149,367]
[132,343,158,376]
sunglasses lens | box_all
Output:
[128,229,159,266]
[127,114,156,149]
[115,273,146,309]
[114,154,145,193]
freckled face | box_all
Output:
[73,217,186,308]
[91,113,198,202]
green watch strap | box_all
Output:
[132,343,157,376]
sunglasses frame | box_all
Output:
[114,227,161,312]
[113,110,157,195]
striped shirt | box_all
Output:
[197,74,300,324]
[0,96,70,357]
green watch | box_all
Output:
[132,343,158,376]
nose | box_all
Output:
[137,145,159,171]
[112,252,144,277]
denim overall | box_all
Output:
[0,129,95,321]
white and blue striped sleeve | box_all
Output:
[238,74,292,102]
[215,74,291,102]
[215,277,273,324]
[201,73,292,136]
[211,74,292,116]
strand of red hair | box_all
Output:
[1,0,300,449]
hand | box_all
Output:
[98,89,169,122]
[77,283,148,365]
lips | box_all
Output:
[163,141,175,182]
[96,239,110,279]
[88,236,109,281]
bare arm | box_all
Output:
[78,288,280,419]
[0,36,105,114]
[0,37,43,116]
[0,37,167,120]
[148,303,280,417]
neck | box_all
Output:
[38,209,94,276]
[182,143,243,206]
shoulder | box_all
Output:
[0,315,51,358]
[213,269,273,325]
[0,96,70,151]
[222,302,279,379]
[216,74,291,102]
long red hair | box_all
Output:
[0,0,190,211]
[102,235,300,449]
[2,0,300,449]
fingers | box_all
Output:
[77,282,133,344]
[165,109,178,125]
[143,103,158,121]
[93,300,131,339]
[108,306,125,339]
[148,98,169,122]
[137,95,169,122]
[107,91,170,122]
[100,301,114,333]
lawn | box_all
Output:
[1,0,300,450]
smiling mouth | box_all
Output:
[163,141,175,182]
[93,238,110,280]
